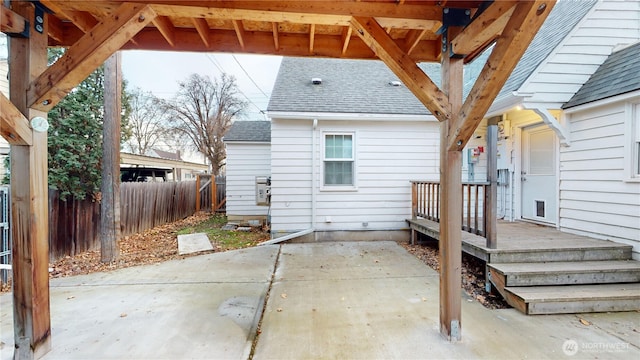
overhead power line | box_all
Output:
[204,53,264,114]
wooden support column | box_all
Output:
[211,178,217,213]
[439,28,464,342]
[100,52,122,263]
[485,117,499,248]
[8,2,51,358]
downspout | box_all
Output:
[528,107,571,147]
[311,118,318,238]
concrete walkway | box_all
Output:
[1,241,639,359]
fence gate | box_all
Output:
[0,185,10,284]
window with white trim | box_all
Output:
[323,133,355,187]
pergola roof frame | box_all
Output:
[0,1,554,358]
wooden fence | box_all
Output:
[196,175,226,213]
[411,180,491,238]
[46,178,226,261]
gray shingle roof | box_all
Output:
[224,121,271,142]
[563,42,640,109]
[268,57,440,115]
[495,0,597,102]
[267,0,596,115]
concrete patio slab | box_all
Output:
[177,233,213,255]
[1,241,638,360]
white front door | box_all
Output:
[521,125,557,224]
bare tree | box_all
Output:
[125,88,167,155]
[162,73,246,175]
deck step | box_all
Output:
[489,260,640,287]
[503,283,640,315]
[485,245,632,263]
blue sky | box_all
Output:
[121,51,282,121]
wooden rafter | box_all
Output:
[232,19,246,49]
[309,23,316,53]
[153,15,176,47]
[350,16,451,121]
[111,1,442,22]
[1,4,26,34]
[272,22,279,50]
[451,1,518,57]
[47,14,65,43]
[40,0,98,32]
[403,28,427,55]
[341,26,352,55]
[117,28,440,61]
[448,0,555,151]
[192,17,210,48]
[0,93,32,146]
[27,3,157,112]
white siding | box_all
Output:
[521,0,640,105]
[562,101,640,259]
[225,142,271,218]
[270,118,439,234]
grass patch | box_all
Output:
[176,213,269,251]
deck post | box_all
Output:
[439,27,463,342]
[8,2,52,358]
[485,117,499,248]
[211,177,217,213]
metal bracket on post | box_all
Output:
[32,1,53,34]
[435,8,471,58]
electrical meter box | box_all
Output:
[256,176,271,206]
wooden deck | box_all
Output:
[407,218,640,314]
[406,218,632,263]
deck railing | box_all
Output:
[411,180,492,238]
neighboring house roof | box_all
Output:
[224,121,271,142]
[268,57,442,115]
[495,0,597,102]
[563,42,640,109]
[150,148,182,160]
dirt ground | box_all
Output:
[400,240,509,309]
[2,215,508,310]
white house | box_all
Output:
[267,58,441,241]
[0,58,9,181]
[478,0,640,259]
[223,121,271,223]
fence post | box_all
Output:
[195,175,201,212]
[211,177,217,213]
[411,182,417,219]
[485,117,499,248]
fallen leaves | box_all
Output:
[579,318,591,326]
[401,242,509,310]
[280,293,287,299]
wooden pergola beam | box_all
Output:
[27,3,156,112]
[341,26,352,55]
[232,19,246,49]
[192,17,210,48]
[448,0,555,151]
[40,0,98,33]
[272,22,280,50]
[350,16,451,122]
[309,23,316,53]
[0,93,33,146]
[153,15,176,47]
[450,1,517,57]
[1,4,27,34]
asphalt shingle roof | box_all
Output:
[268,58,440,115]
[267,0,596,115]
[563,42,640,109]
[224,121,271,142]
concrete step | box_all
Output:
[503,283,640,315]
[489,260,640,287]
[486,244,632,263]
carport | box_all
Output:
[0,1,553,358]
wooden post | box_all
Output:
[211,177,217,213]
[8,2,52,358]
[100,52,122,263]
[195,175,201,212]
[485,117,499,248]
[439,27,463,342]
